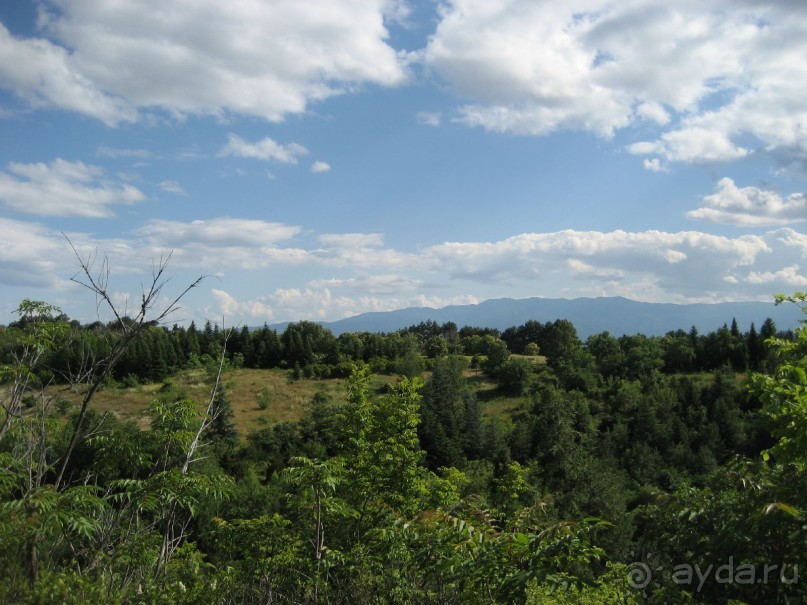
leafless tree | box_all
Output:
[55,237,205,490]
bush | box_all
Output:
[256,386,275,410]
[121,373,139,388]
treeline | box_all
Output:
[0,313,787,387]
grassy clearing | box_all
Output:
[50,367,397,436]
[220,368,348,433]
[4,363,528,434]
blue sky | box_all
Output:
[1,0,807,327]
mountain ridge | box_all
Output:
[265,296,804,339]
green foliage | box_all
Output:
[526,563,640,604]
[483,336,511,374]
[419,355,482,468]
[753,293,807,469]
[497,356,537,396]
[523,341,540,356]
[3,295,803,604]
[255,385,274,410]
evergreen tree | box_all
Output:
[747,322,763,370]
[420,355,481,468]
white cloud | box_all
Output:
[416,111,441,126]
[0,217,70,288]
[630,127,750,164]
[0,158,147,217]
[746,265,807,287]
[688,178,807,226]
[315,232,415,268]
[211,288,276,321]
[427,1,631,138]
[642,158,666,173]
[97,145,153,159]
[635,101,670,125]
[219,134,308,163]
[5,212,807,323]
[7,0,407,124]
[128,218,309,271]
[209,287,381,322]
[208,287,480,323]
[311,161,331,173]
[426,229,774,300]
[158,180,187,196]
[318,233,385,249]
[425,1,807,166]
[309,274,422,295]
[135,217,300,252]
[0,23,136,126]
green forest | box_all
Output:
[1,285,806,604]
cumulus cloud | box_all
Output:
[97,145,153,159]
[642,158,666,173]
[746,265,807,287]
[0,217,70,288]
[208,287,480,323]
[211,289,276,321]
[315,232,415,268]
[426,229,774,300]
[4,0,407,124]
[0,158,147,217]
[6,211,807,323]
[219,134,308,163]
[628,128,750,164]
[309,274,423,295]
[158,180,187,196]
[688,178,807,226]
[180,224,807,315]
[132,218,307,269]
[425,1,807,166]
[0,23,136,126]
[209,287,393,322]
[318,233,385,249]
[416,111,441,126]
[635,102,670,125]
[137,218,300,247]
[311,161,331,173]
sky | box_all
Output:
[1,0,807,328]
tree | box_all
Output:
[753,293,807,469]
[497,357,536,396]
[0,300,69,440]
[283,456,343,601]
[54,244,205,489]
[394,332,423,378]
[586,331,625,379]
[483,336,510,375]
[618,334,664,381]
[523,341,540,356]
[420,355,482,468]
[662,330,696,374]
[341,366,425,516]
[424,335,449,358]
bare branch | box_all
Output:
[55,237,206,490]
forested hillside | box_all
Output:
[1,295,805,604]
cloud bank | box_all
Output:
[3,216,806,323]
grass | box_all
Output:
[47,367,398,436]
[2,356,543,436]
[3,364,749,440]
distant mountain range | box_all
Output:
[265,296,805,339]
